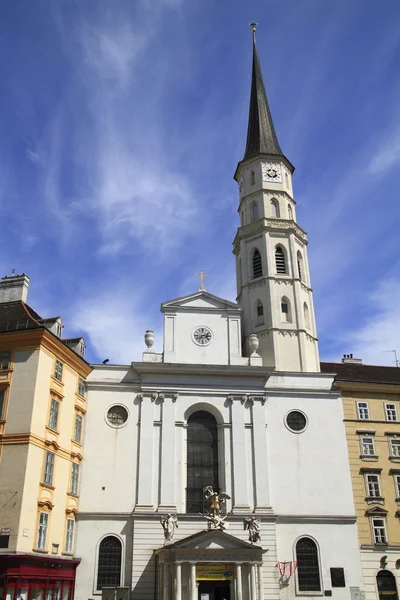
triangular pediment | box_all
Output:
[365,506,388,516]
[161,291,240,312]
[166,529,260,550]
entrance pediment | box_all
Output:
[155,529,265,563]
[169,529,259,550]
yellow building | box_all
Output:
[0,274,91,600]
[322,357,400,600]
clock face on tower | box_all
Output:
[193,326,213,346]
[262,162,282,183]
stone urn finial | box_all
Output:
[248,333,260,356]
[144,329,155,352]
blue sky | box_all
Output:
[1,0,400,366]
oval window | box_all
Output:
[285,410,307,433]
[106,405,129,427]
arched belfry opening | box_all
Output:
[186,411,219,514]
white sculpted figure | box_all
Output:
[203,486,231,530]
[160,513,178,542]
[244,517,261,543]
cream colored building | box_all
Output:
[0,273,91,600]
[322,357,400,600]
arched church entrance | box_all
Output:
[377,570,398,600]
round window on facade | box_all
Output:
[285,410,307,433]
[106,405,129,427]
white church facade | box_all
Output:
[74,31,364,600]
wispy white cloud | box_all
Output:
[325,277,400,366]
[368,121,400,175]
[70,283,163,364]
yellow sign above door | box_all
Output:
[196,565,234,581]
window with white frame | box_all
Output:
[361,436,376,456]
[385,403,398,422]
[357,402,370,420]
[78,378,86,397]
[394,475,400,498]
[70,463,79,495]
[365,473,381,498]
[73,414,83,443]
[0,352,11,370]
[54,360,63,382]
[390,438,400,457]
[372,518,387,544]
[43,451,55,485]
[36,512,49,550]
[65,518,75,553]
[0,389,5,419]
[48,398,60,431]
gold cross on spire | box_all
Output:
[249,21,258,34]
[196,269,208,291]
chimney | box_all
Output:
[0,273,30,303]
[342,353,362,365]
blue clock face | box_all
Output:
[193,327,212,346]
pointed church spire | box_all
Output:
[243,24,283,160]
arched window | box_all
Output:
[297,251,304,280]
[186,411,219,514]
[252,249,263,278]
[377,571,398,600]
[256,300,264,325]
[97,536,122,590]
[241,211,244,226]
[251,202,259,221]
[288,205,293,220]
[304,303,310,329]
[285,172,289,187]
[250,170,255,185]
[281,297,292,323]
[296,538,321,592]
[275,246,286,274]
[271,199,280,218]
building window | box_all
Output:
[65,519,75,554]
[70,463,80,495]
[48,398,60,431]
[385,403,398,422]
[271,199,280,218]
[256,300,264,325]
[252,249,263,279]
[281,297,292,323]
[361,436,376,456]
[97,536,122,590]
[303,303,310,329]
[372,519,387,544]
[296,538,321,592]
[73,414,83,443]
[286,411,307,433]
[357,402,370,420]
[250,170,255,185]
[365,474,381,498]
[275,246,286,274]
[0,390,5,419]
[251,202,259,221]
[36,512,49,550]
[54,360,63,382]
[106,405,128,427]
[78,379,86,397]
[186,411,219,514]
[43,451,55,485]
[297,251,304,280]
[0,352,11,370]
[394,475,400,498]
[390,438,400,457]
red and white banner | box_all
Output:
[276,561,298,578]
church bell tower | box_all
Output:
[233,27,320,372]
